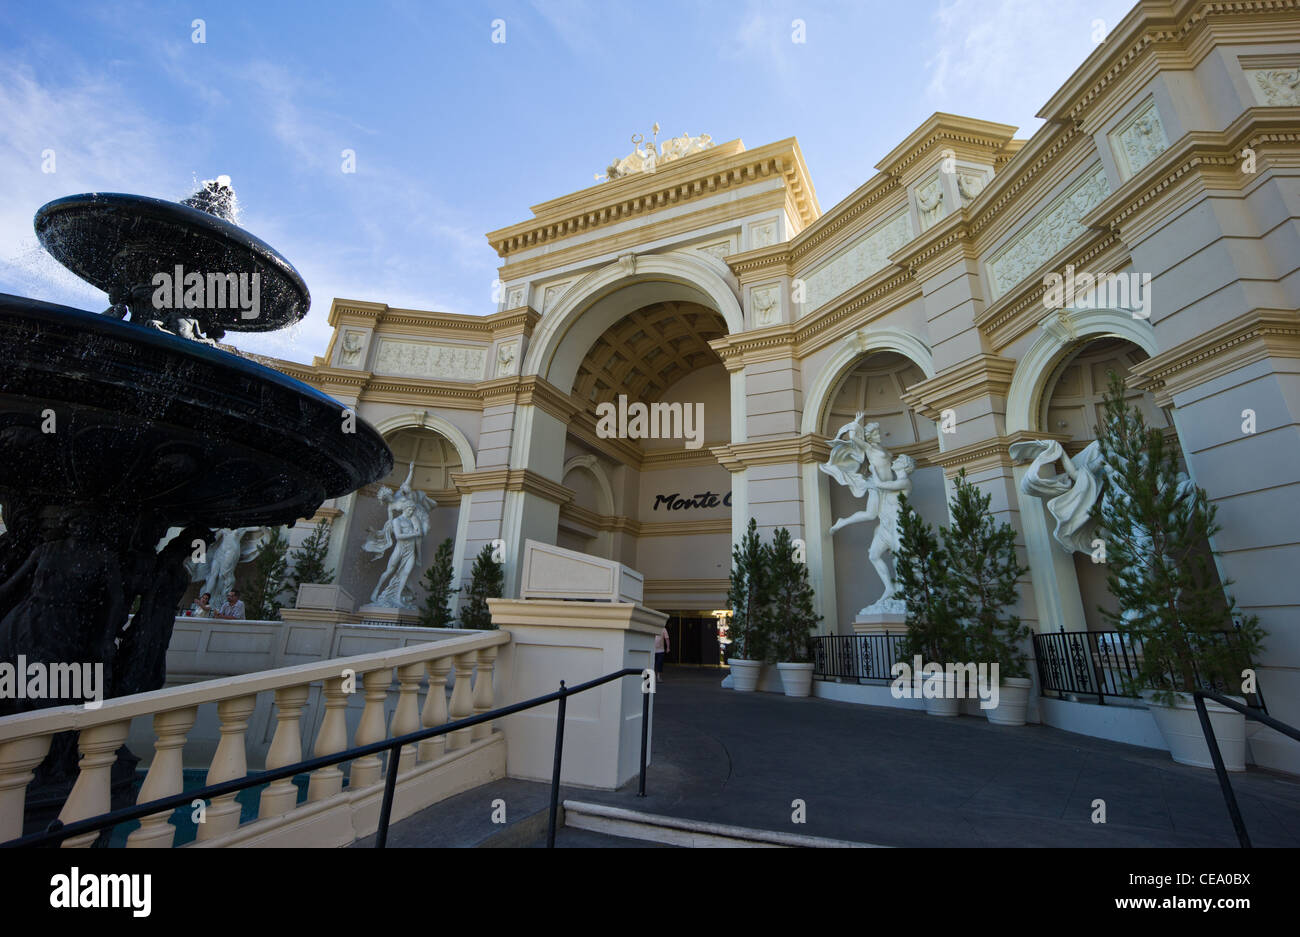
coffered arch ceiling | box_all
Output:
[572,300,727,407]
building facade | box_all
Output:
[269,1,1300,773]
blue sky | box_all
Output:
[0,0,1134,362]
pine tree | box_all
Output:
[1095,370,1265,704]
[765,527,822,662]
[943,470,1030,677]
[895,496,963,662]
[726,518,771,661]
[287,521,334,598]
[460,544,504,631]
[246,527,291,620]
[418,538,456,628]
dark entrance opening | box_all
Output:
[665,613,721,667]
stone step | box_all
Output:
[561,800,887,848]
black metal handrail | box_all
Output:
[1192,689,1300,848]
[2,666,654,849]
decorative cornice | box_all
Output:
[900,355,1018,420]
[873,112,1019,183]
[486,138,820,259]
[450,468,574,506]
[711,434,830,471]
[479,374,579,424]
[927,430,1064,474]
[1127,308,1300,406]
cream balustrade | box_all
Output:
[0,629,510,848]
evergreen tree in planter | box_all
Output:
[1096,371,1264,768]
[460,544,504,630]
[286,521,334,601]
[725,518,771,690]
[943,470,1032,724]
[765,527,822,697]
[895,497,965,715]
[418,537,456,628]
[246,526,291,621]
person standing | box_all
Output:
[654,624,669,682]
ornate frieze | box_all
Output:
[495,341,519,377]
[505,286,526,309]
[697,240,732,261]
[801,209,913,312]
[337,329,367,368]
[542,281,572,313]
[750,284,781,327]
[372,339,486,382]
[986,163,1110,300]
[1110,98,1168,179]
[915,173,946,231]
[1247,67,1300,106]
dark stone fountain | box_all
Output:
[0,177,392,828]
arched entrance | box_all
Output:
[501,252,745,599]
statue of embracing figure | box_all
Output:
[821,412,916,614]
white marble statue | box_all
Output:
[822,413,913,613]
[1009,436,1196,628]
[190,526,269,600]
[363,462,435,608]
[1009,439,1107,554]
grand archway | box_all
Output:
[500,252,744,601]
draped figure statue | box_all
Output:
[363,462,435,608]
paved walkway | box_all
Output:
[574,667,1300,847]
[381,666,1300,847]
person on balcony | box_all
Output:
[216,589,245,620]
[189,592,214,617]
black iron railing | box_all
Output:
[1193,690,1300,848]
[1031,626,1265,710]
[811,634,908,683]
[2,667,653,850]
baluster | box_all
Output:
[59,721,131,848]
[447,651,476,750]
[471,645,499,741]
[390,662,424,774]
[196,694,257,842]
[308,676,349,802]
[419,658,452,763]
[349,669,390,789]
[126,707,197,848]
[259,685,310,819]
[0,735,53,843]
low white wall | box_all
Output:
[1038,697,1167,751]
[128,617,486,771]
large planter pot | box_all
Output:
[985,677,1033,726]
[777,662,815,698]
[923,671,960,717]
[1143,691,1247,771]
[729,658,762,692]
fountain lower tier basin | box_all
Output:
[0,294,392,528]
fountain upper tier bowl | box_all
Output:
[0,293,391,528]
[35,192,309,334]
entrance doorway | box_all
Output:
[664,613,723,667]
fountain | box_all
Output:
[0,178,393,827]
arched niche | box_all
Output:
[819,351,947,630]
[339,420,475,612]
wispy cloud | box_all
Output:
[923,0,1133,129]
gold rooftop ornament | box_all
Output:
[596,123,715,181]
